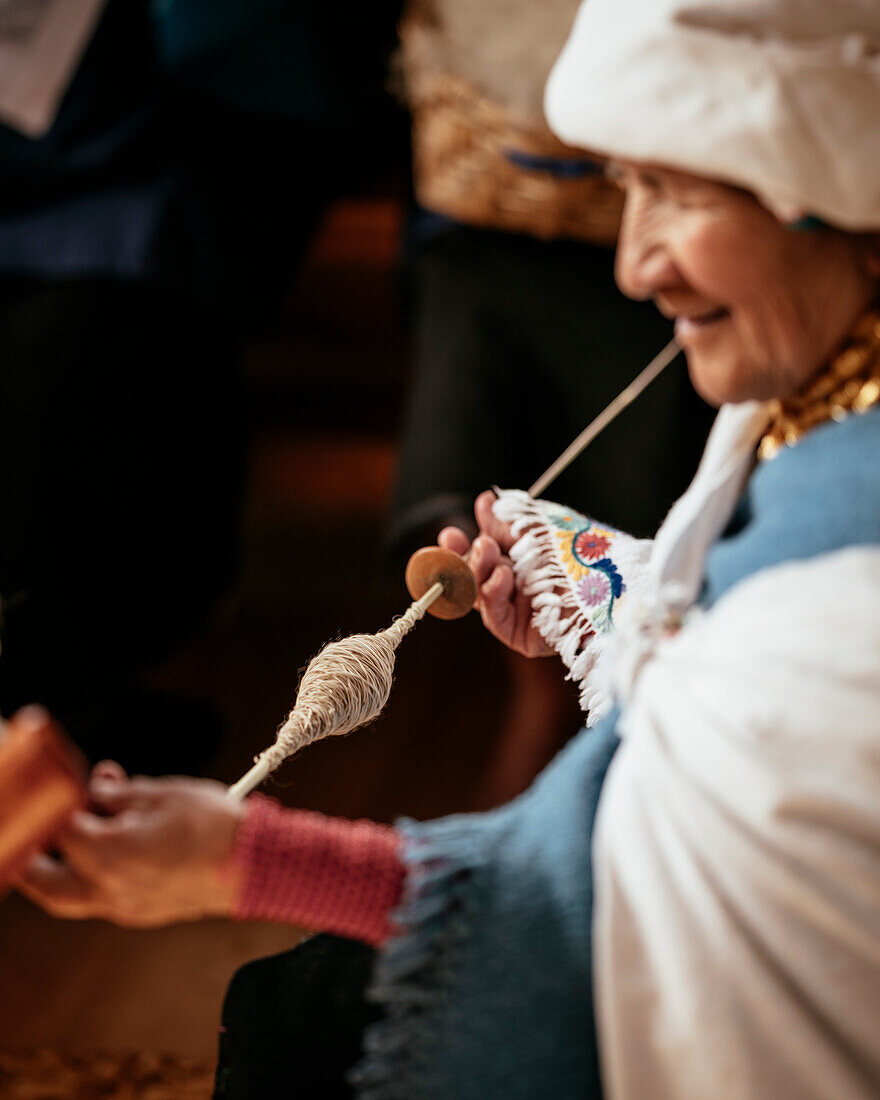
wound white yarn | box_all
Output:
[248,604,427,780]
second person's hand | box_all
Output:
[13,763,244,928]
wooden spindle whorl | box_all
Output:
[404,546,477,620]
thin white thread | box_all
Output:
[528,339,680,497]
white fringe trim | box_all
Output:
[493,489,653,723]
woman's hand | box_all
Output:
[438,490,555,659]
[13,762,244,928]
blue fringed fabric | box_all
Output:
[351,716,620,1100]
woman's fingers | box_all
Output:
[474,491,516,551]
[437,528,503,583]
[478,562,556,658]
[437,490,515,563]
[437,526,471,555]
[14,852,101,919]
[87,776,138,815]
[14,777,241,928]
[468,535,503,586]
[433,493,554,658]
[90,760,127,783]
[56,810,127,879]
[479,562,517,634]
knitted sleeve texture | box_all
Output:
[230,795,405,948]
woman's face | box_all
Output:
[612,163,880,405]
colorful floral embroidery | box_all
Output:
[573,529,612,564]
[578,572,611,606]
[555,524,627,630]
[573,558,625,631]
[550,507,624,537]
[557,533,588,579]
[548,510,585,532]
[492,488,653,721]
[593,557,624,599]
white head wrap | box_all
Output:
[545,0,880,229]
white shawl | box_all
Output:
[593,404,880,1097]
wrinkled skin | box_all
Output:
[611,163,880,406]
[438,489,556,659]
[15,759,241,927]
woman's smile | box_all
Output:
[612,162,880,405]
[672,307,730,343]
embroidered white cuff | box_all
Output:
[493,490,653,720]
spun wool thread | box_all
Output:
[261,611,422,771]
[227,599,433,800]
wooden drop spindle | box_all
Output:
[404,546,477,620]
[230,340,682,794]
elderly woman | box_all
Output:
[14,0,880,1097]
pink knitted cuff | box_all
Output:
[229,795,405,947]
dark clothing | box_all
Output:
[215,935,382,1100]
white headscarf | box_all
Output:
[545,0,880,229]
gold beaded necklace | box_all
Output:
[758,306,880,461]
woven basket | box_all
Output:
[409,74,623,246]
